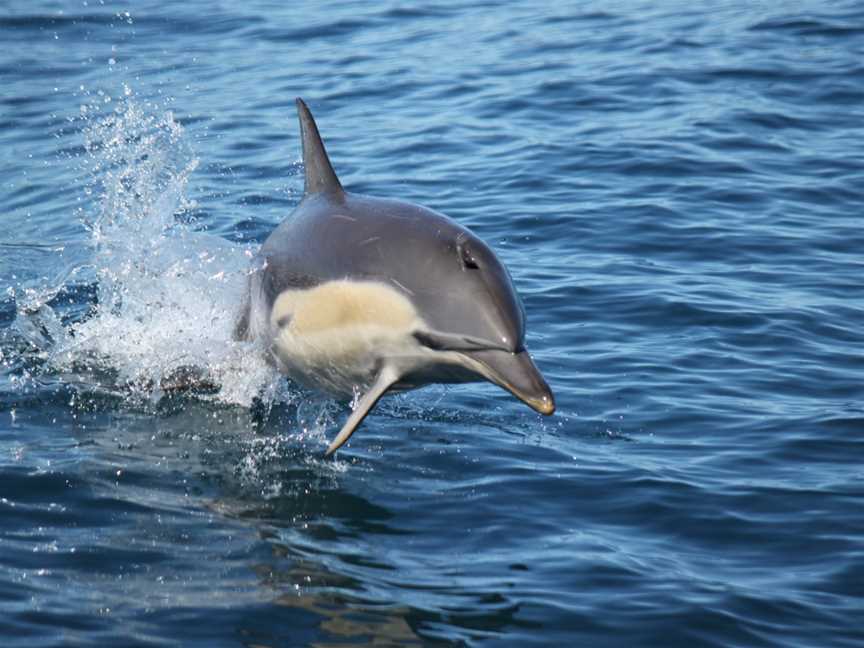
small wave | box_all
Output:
[749,16,864,38]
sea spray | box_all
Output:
[2,98,278,411]
[66,98,282,407]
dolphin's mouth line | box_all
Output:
[412,329,516,353]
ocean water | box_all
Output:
[2,1,863,645]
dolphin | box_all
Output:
[235,98,554,455]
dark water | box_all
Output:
[2,1,864,646]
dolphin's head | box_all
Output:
[418,227,525,351]
[388,209,555,417]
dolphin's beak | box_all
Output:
[461,349,555,415]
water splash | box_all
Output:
[15,97,281,408]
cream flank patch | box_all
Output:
[269,280,425,390]
[271,280,419,334]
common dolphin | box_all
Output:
[235,98,554,455]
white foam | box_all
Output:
[42,97,282,407]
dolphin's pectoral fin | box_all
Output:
[325,364,401,457]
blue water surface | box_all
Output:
[2,1,863,646]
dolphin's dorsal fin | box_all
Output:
[296,98,343,197]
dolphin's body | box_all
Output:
[235,99,554,455]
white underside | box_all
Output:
[257,279,469,396]
[272,320,434,395]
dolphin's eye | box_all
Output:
[460,244,480,270]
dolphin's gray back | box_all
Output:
[262,193,453,287]
[241,190,525,350]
